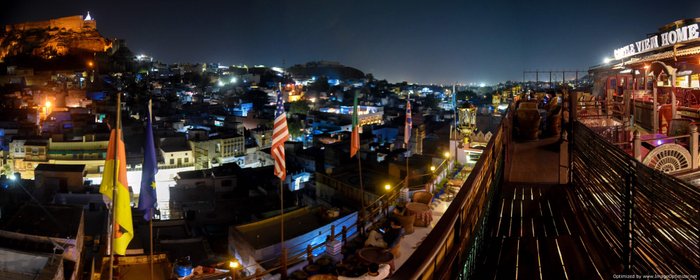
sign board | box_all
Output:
[613,23,700,60]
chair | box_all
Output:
[516,109,541,140]
[546,106,562,136]
[518,101,538,110]
[412,191,433,205]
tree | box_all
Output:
[289,100,311,115]
[287,119,304,139]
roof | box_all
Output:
[160,136,190,153]
[34,164,85,173]
[177,162,242,180]
[2,204,83,239]
[235,207,327,249]
[0,247,62,280]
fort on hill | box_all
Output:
[5,13,96,33]
[0,12,111,62]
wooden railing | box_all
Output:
[388,106,511,280]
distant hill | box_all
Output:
[287,61,365,81]
[0,15,112,65]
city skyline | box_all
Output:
[3,0,700,84]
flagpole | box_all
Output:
[405,94,410,192]
[453,84,458,165]
[109,92,121,280]
[351,91,365,235]
[357,144,365,235]
[149,209,154,280]
[147,99,155,280]
[277,83,288,280]
[280,180,287,280]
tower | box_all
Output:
[83,11,96,30]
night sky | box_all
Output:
[3,0,700,84]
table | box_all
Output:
[357,247,394,264]
[406,202,432,227]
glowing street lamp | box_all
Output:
[603,57,612,64]
[87,61,94,68]
[229,259,240,280]
[384,184,391,191]
[228,259,239,269]
[430,165,436,172]
[44,100,52,117]
[443,151,450,159]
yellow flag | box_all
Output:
[100,129,133,255]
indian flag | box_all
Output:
[350,91,360,158]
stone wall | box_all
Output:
[5,15,93,32]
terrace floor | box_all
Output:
[394,191,454,270]
[473,137,616,280]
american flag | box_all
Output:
[405,99,412,147]
[272,90,289,180]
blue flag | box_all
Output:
[138,100,158,221]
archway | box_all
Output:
[647,61,678,133]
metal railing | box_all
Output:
[388,106,511,280]
[571,121,700,275]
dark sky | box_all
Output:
[2,0,699,84]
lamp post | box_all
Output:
[229,259,240,280]
[44,100,52,118]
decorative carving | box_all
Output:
[642,143,692,173]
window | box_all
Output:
[170,159,175,165]
[185,158,189,163]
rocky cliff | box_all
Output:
[0,25,111,62]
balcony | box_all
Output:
[230,94,699,279]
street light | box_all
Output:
[430,165,436,172]
[87,61,94,68]
[229,259,240,280]
[44,101,52,117]
[443,151,450,159]
[384,184,391,191]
